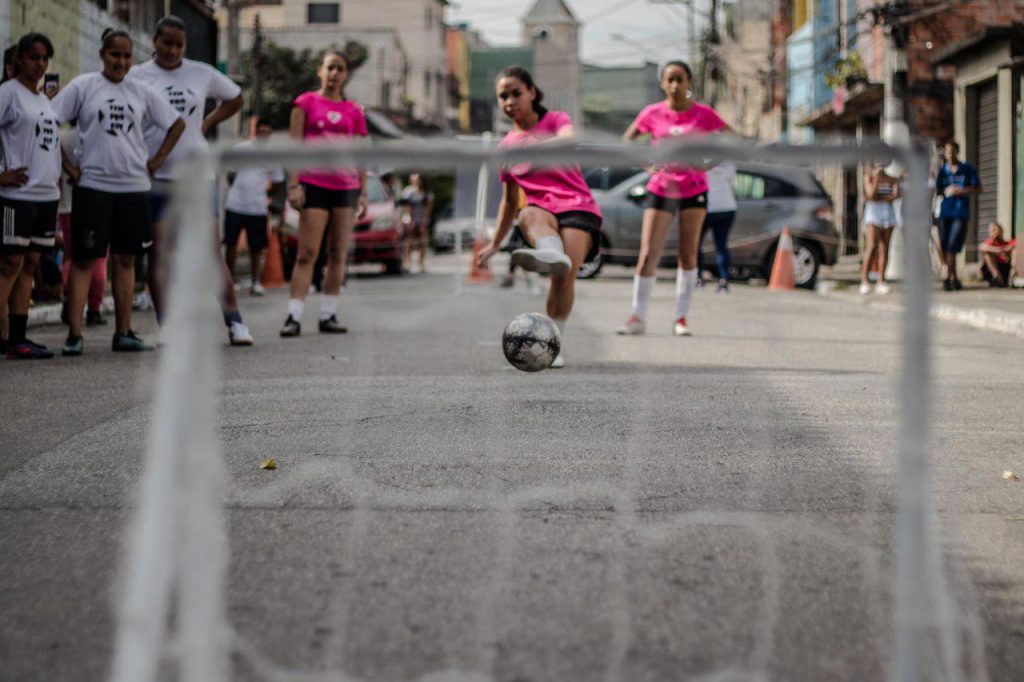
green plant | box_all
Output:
[825,51,867,89]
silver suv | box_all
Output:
[583,162,840,287]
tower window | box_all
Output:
[307,3,340,24]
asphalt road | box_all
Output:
[2,256,1023,682]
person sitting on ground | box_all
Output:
[978,221,1015,288]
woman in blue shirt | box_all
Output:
[935,140,982,291]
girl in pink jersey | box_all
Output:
[476,66,602,369]
[280,50,367,337]
[617,61,732,337]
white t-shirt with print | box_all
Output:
[224,141,285,216]
[706,161,737,214]
[0,79,62,202]
[51,72,181,193]
[130,59,241,180]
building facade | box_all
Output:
[220,0,447,127]
[716,0,774,138]
[522,0,580,124]
[1,0,164,78]
[580,61,660,136]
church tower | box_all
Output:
[522,0,581,124]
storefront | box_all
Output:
[937,27,1024,259]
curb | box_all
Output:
[816,281,1024,340]
[27,296,115,328]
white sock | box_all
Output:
[319,295,338,320]
[674,268,698,319]
[287,298,304,320]
[630,275,656,320]
[535,236,564,253]
[553,317,566,337]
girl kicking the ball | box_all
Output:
[476,66,602,369]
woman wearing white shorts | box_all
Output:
[860,164,900,295]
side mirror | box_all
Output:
[628,184,647,202]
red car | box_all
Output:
[351,174,404,274]
[281,173,404,276]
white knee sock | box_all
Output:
[535,236,564,253]
[287,298,304,320]
[674,268,698,319]
[630,275,656,320]
[320,295,338,320]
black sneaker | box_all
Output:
[942,278,953,291]
[86,310,107,326]
[62,335,83,356]
[318,315,348,334]
[952,277,963,291]
[24,338,48,351]
[7,341,54,359]
[280,315,301,337]
[112,330,155,352]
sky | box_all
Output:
[445,0,705,67]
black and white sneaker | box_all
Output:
[318,315,348,334]
[280,315,301,337]
[511,248,572,276]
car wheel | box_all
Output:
[792,241,821,289]
[577,252,603,279]
[761,241,821,289]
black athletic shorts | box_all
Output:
[0,197,58,253]
[71,186,153,259]
[644,191,708,213]
[511,208,603,265]
[301,183,360,211]
[223,210,270,251]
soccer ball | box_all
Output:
[502,313,561,372]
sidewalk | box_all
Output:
[818,255,1024,339]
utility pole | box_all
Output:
[226,0,240,78]
[252,13,264,121]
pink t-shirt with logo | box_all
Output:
[294,91,367,191]
[499,111,601,218]
[632,101,727,199]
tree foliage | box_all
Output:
[243,39,370,130]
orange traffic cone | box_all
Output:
[261,226,287,289]
[468,237,495,283]
[768,226,796,291]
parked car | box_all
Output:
[281,173,404,276]
[583,162,840,287]
[431,205,479,252]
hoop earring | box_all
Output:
[686,89,692,99]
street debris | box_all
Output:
[260,459,278,470]
[1001,471,1019,481]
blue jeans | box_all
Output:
[938,217,968,254]
[698,211,735,279]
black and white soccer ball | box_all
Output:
[502,313,561,372]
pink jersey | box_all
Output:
[499,111,601,218]
[294,91,367,191]
[632,101,727,199]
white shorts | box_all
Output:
[863,201,897,229]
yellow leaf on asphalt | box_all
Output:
[1002,471,1019,481]
[260,459,278,470]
